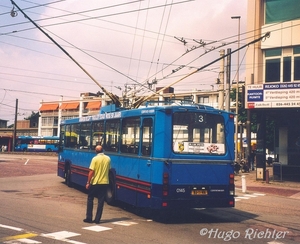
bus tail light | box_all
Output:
[229,173,235,196]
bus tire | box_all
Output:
[65,165,72,187]
[106,173,116,205]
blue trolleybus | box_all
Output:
[57,101,235,210]
[15,136,59,152]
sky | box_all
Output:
[0,0,248,125]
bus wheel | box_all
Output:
[65,166,72,187]
[106,173,116,205]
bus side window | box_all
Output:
[79,122,91,150]
[65,124,79,149]
[141,118,153,156]
[121,117,140,155]
[92,122,104,149]
[105,119,120,152]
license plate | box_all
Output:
[191,189,208,195]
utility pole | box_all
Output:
[225,48,231,112]
[246,73,254,168]
[218,50,225,110]
[12,98,18,152]
[232,16,241,162]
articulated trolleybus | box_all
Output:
[58,101,235,210]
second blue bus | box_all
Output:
[15,136,59,152]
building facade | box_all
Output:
[38,89,221,137]
[39,93,104,137]
[0,118,39,152]
[246,0,300,178]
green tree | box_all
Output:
[24,111,38,120]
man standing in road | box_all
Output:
[83,145,111,224]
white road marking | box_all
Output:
[235,196,250,199]
[0,224,23,231]
[235,192,266,202]
[253,193,266,196]
[1,221,139,243]
[41,230,80,240]
[112,221,138,226]
[7,239,41,244]
[82,226,112,232]
[41,231,85,243]
[244,194,258,197]
[60,240,86,244]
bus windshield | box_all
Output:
[173,112,225,154]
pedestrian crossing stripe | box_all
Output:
[235,192,266,202]
[244,194,258,197]
[82,226,112,232]
[1,220,139,243]
[40,231,86,244]
[235,196,250,199]
[235,197,249,202]
[41,231,80,240]
[112,221,138,226]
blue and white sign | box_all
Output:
[246,83,300,109]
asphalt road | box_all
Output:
[1,153,300,244]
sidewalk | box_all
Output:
[234,166,300,199]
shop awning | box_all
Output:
[86,101,101,109]
[39,103,59,111]
[60,102,79,110]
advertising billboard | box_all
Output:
[246,82,300,109]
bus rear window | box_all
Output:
[173,112,225,155]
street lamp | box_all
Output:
[231,16,241,162]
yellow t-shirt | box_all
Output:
[89,153,111,185]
